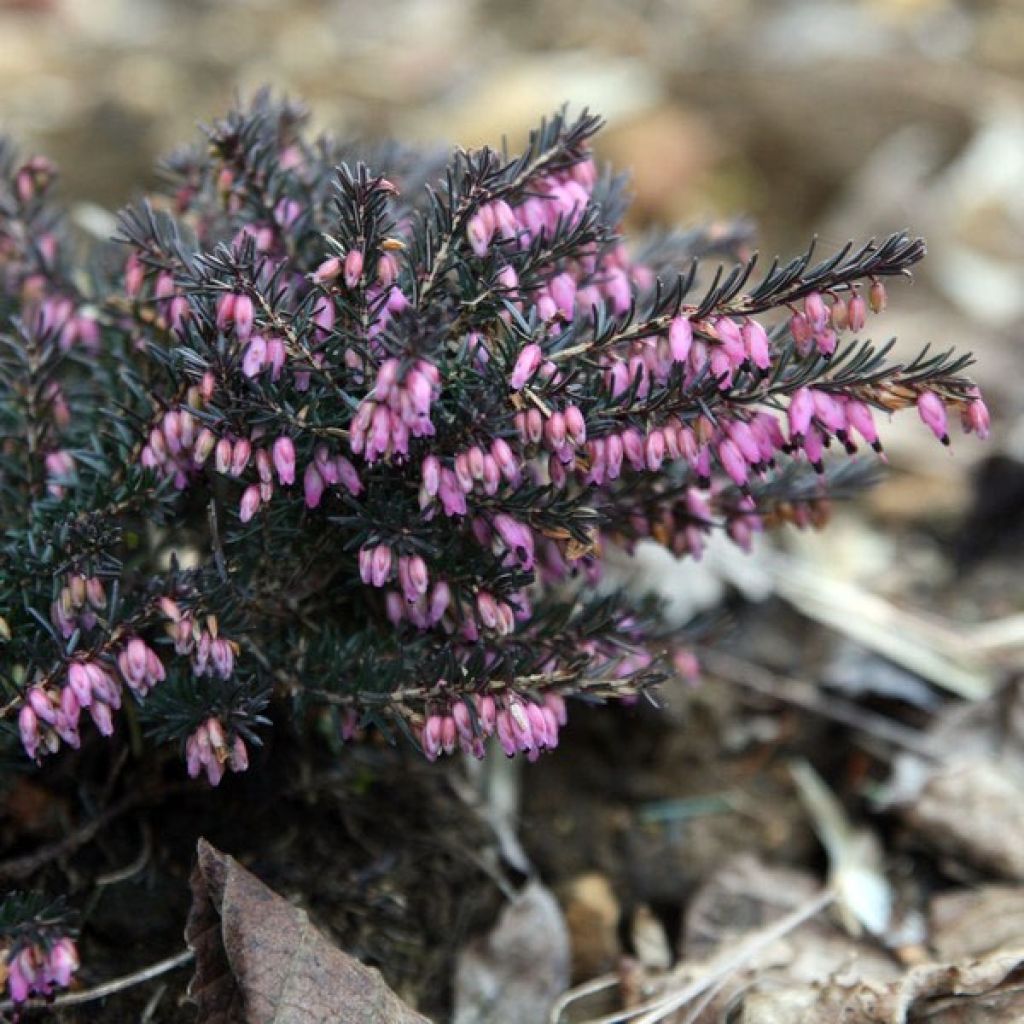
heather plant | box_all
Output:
[0,92,988,1003]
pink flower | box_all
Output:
[344,248,364,289]
[239,484,261,523]
[272,437,296,485]
[509,344,542,390]
[917,391,949,444]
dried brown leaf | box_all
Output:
[931,886,1024,961]
[454,879,569,1024]
[903,760,1024,880]
[185,838,430,1024]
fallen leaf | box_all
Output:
[454,879,570,1024]
[185,838,430,1024]
[931,885,1024,961]
[902,760,1024,880]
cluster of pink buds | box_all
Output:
[116,637,165,696]
[4,936,79,1004]
[31,293,100,353]
[789,283,886,359]
[159,600,236,680]
[466,158,595,259]
[237,436,297,522]
[302,443,363,509]
[19,659,122,759]
[139,373,217,488]
[192,626,236,680]
[185,717,249,787]
[312,247,365,290]
[350,359,441,463]
[215,290,255,342]
[509,403,587,487]
[915,387,990,445]
[50,574,105,638]
[420,437,524,517]
[783,388,888,471]
[240,333,287,380]
[383,578,452,630]
[419,691,567,762]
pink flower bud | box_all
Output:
[742,320,771,370]
[848,294,867,332]
[668,315,693,363]
[845,400,881,450]
[476,591,499,630]
[125,637,148,683]
[125,254,145,298]
[429,581,451,623]
[211,637,234,678]
[18,704,39,759]
[622,427,644,470]
[962,391,990,439]
[407,555,429,596]
[371,545,392,588]
[830,296,849,331]
[28,686,56,724]
[790,312,812,352]
[453,701,473,741]
[467,445,486,480]
[544,411,566,450]
[335,457,363,496]
[303,463,325,508]
[230,439,252,477]
[187,428,214,467]
[869,280,887,314]
[645,429,666,472]
[804,291,828,332]
[67,663,93,707]
[229,736,249,772]
[917,390,949,444]
[48,937,79,988]
[495,710,518,757]
[376,358,399,401]
[215,438,233,474]
[422,715,444,760]
[439,468,467,517]
[313,256,342,285]
[717,438,749,486]
[266,337,286,379]
[344,249,364,289]
[788,387,815,440]
[550,272,576,318]
[477,695,497,734]
[242,334,267,377]
[239,485,261,522]
[814,328,837,357]
[543,692,567,726]
[467,214,492,258]
[272,436,296,485]
[563,405,586,447]
[377,253,399,287]
[441,715,457,755]
[233,294,254,341]
[422,454,441,497]
[510,344,542,390]
[525,408,543,444]
[90,699,114,736]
